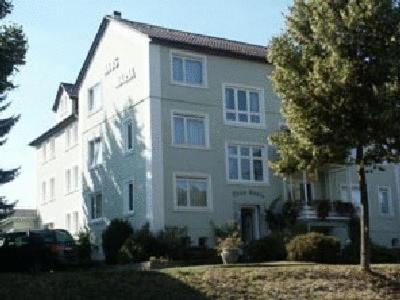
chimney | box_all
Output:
[113,11,122,19]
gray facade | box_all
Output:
[31,13,400,256]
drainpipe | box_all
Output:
[303,171,308,206]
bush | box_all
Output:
[286,232,340,263]
[77,231,92,266]
[117,224,190,263]
[341,241,400,264]
[245,234,288,262]
[212,220,240,240]
[102,219,133,264]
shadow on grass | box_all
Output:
[0,271,210,300]
[368,269,400,297]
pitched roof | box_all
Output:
[29,114,77,147]
[52,82,77,112]
[118,18,268,61]
[74,15,268,93]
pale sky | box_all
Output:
[1,0,291,208]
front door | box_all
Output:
[241,207,258,244]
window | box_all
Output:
[49,139,55,159]
[227,144,266,183]
[65,127,71,150]
[91,193,102,219]
[88,137,102,168]
[41,143,47,162]
[378,186,392,216]
[73,166,79,191]
[41,181,46,203]
[49,177,55,201]
[171,53,205,86]
[224,86,263,126]
[340,185,361,208]
[172,112,208,147]
[65,213,71,232]
[174,174,210,210]
[88,83,102,113]
[124,179,134,213]
[73,211,79,234]
[65,168,72,193]
[123,119,134,152]
[73,123,78,145]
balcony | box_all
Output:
[297,200,356,222]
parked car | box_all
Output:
[0,231,51,272]
[30,229,78,268]
[0,229,77,272]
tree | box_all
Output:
[268,0,400,272]
[0,0,27,219]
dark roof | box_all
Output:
[52,82,77,112]
[118,18,267,61]
[74,15,268,93]
[29,114,77,147]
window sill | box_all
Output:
[224,120,266,130]
[87,107,103,118]
[170,81,207,89]
[171,144,210,151]
[226,180,269,186]
[173,207,212,212]
[65,143,78,152]
[124,212,135,217]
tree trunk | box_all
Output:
[356,146,370,272]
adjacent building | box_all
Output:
[30,12,400,258]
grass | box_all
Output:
[0,264,399,299]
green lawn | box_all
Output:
[0,264,399,299]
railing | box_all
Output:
[297,199,357,221]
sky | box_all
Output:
[2,0,292,208]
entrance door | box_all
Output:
[241,207,259,244]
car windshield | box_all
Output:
[55,231,74,244]
[31,230,55,243]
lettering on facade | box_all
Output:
[105,57,119,76]
[115,67,137,88]
[232,190,265,199]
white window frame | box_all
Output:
[49,177,56,201]
[72,123,78,145]
[123,118,134,153]
[170,50,207,88]
[49,138,55,159]
[225,141,269,185]
[222,83,265,128]
[378,185,393,217]
[87,83,102,115]
[65,168,72,194]
[171,110,210,149]
[72,211,79,235]
[90,192,103,220]
[173,172,212,211]
[73,165,79,191]
[41,143,47,163]
[41,181,47,204]
[65,126,71,150]
[65,213,71,232]
[88,136,102,169]
[123,178,135,215]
